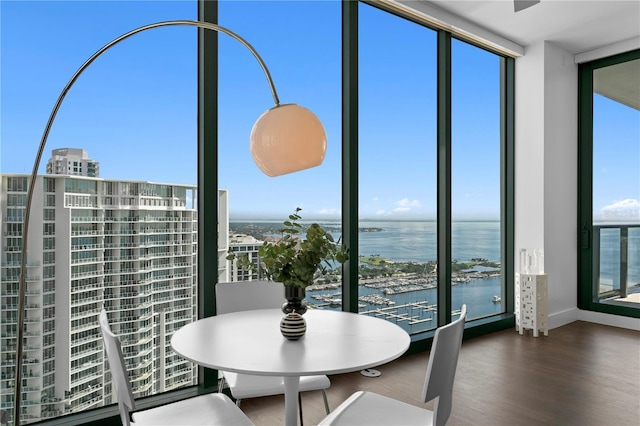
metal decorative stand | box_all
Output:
[515,273,549,337]
[515,249,549,337]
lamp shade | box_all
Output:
[250,103,327,177]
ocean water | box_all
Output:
[242,220,638,334]
[313,220,503,334]
[598,227,640,294]
[350,221,638,289]
[353,220,501,262]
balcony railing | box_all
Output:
[593,223,640,303]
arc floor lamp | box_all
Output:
[12,20,327,425]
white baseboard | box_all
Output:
[576,310,640,331]
[547,308,640,331]
[548,308,578,329]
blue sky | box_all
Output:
[0,0,502,221]
[5,1,633,222]
[1,1,198,182]
[593,93,640,222]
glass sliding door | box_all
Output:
[593,58,640,305]
[358,2,438,334]
[579,50,640,317]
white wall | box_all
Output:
[543,41,579,326]
[515,40,579,329]
[516,40,640,331]
[515,42,546,253]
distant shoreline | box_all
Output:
[230,219,501,223]
[229,220,503,264]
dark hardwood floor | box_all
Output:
[239,321,640,425]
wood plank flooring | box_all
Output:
[239,321,640,425]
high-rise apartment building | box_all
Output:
[227,233,263,282]
[46,148,100,177]
[218,190,230,284]
[0,173,199,423]
[215,190,267,284]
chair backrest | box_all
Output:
[99,309,136,426]
[216,280,285,314]
[421,304,467,426]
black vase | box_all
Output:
[282,286,307,315]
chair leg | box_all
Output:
[236,399,242,408]
[217,376,226,393]
[321,389,330,414]
[298,392,304,426]
[297,389,330,424]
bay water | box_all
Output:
[311,220,503,334]
[239,220,638,334]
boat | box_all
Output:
[328,298,342,307]
[492,295,501,303]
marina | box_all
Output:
[235,220,507,334]
[362,300,436,325]
[307,274,503,334]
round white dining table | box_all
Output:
[171,308,410,426]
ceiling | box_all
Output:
[422,0,640,55]
[594,59,640,110]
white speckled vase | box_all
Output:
[280,312,306,340]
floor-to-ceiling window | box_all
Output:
[451,39,504,322]
[215,0,342,295]
[346,2,511,338]
[578,49,640,318]
[207,0,512,339]
[1,1,198,423]
[1,0,515,423]
[357,3,438,334]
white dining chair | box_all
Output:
[318,304,467,426]
[216,280,331,423]
[99,309,254,426]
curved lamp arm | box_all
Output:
[13,19,327,425]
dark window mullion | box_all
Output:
[437,30,452,326]
[342,0,359,313]
[198,0,218,387]
[577,60,594,310]
[502,56,516,314]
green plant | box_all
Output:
[227,208,349,288]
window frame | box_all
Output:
[340,1,515,352]
[42,0,515,423]
[200,0,515,382]
[577,48,640,319]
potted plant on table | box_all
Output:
[227,207,349,317]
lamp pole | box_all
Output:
[13,20,318,425]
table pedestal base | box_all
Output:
[283,376,300,426]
